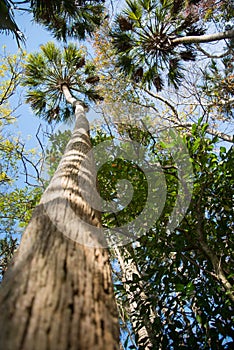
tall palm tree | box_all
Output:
[0,42,119,350]
[111,0,234,90]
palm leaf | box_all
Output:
[0,0,25,46]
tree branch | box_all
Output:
[172,29,234,45]
[142,87,179,120]
[195,44,233,58]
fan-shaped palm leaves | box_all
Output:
[0,0,105,46]
[111,0,234,90]
[31,0,105,41]
[23,42,103,123]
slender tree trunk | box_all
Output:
[114,246,158,350]
[172,29,234,45]
[196,196,234,304]
[0,88,119,350]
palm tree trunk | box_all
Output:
[0,88,119,350]
[172,29,234,44]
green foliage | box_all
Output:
[22,42,104,123]
[45,129,72,179]
[0,186,42,233]
[0,138,20,184]
[113,124,234,348]
[201,54,234,120]
[99,157,148,228]
[0,47,25,126]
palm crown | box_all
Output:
[111,0,205,90]
[23,42,103,123]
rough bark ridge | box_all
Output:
[0,98,119,350]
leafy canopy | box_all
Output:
[108,122,234,348]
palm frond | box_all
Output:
[32,0,105,41]
[0,0,25,46]
[168,57,184,88]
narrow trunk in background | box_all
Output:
[114,246,158,349]
[0,99,119,350]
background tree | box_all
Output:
[111,0,234,90]
[93,17,234,144]
[98,122,234,349]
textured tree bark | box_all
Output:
[0,92,119,350]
